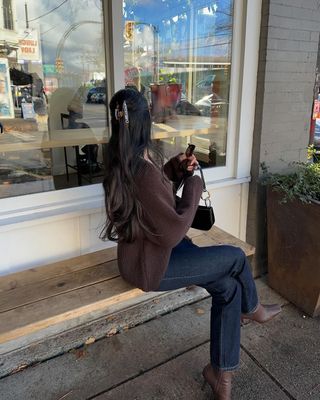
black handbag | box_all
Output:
[191,166,215,231]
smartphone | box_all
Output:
[185,144,195,157]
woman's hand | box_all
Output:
[177,153,199,173]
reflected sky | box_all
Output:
[14,1,232,73]
[124,0,233,60]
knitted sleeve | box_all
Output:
[135,164,203,248]
[163,154,193,192]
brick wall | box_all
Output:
[247,0,320,275]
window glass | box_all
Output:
[0,0,107,199]
[123,0,233,168]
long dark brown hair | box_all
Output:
[101,88,163,243]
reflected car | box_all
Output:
[196,74,215,90]
[90,92,105,104]
[86,86,106,103]
[176,93,201,116]
[195,74,215,98]
[195,93,228,117]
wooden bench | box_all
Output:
[0,226,254,376]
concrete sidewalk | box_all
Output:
[0,278,319,400]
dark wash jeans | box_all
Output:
[155,238,258,371]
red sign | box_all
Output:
[313,99,320,119]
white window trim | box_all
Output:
[235,0,262,179]
[0,0,261,227]
[205,0,262,184]
[0,176,251,229]
[0,184,104,228]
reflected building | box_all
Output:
[0,0,19,64]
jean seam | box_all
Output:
[241,280,258,313]
[237,268,258,314]
[239,278,250,311]
[221,307,225,368]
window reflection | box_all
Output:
[0,0,107,198]
[123,0,233,168]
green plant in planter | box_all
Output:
[159,70,178,84]
[260,159,320,204]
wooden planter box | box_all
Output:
[267,189,320,317]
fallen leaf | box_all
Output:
[196,308,205,315]
[74,348,87,359]
[106,327,118,337]
[85,337,95,345]
[10,364,28,374]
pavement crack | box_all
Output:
[240,344,297,400]
[85,339,211,400]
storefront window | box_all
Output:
[123,0,233,168]
[0,0,107,199]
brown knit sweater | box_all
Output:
[117,157,203,292]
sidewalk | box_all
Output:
[0,278,319,400]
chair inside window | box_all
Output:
[60,113,101,185]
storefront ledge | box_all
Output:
[0,184,104,229]
[0,177,250,229]
[205,176,250,190]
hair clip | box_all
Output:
[115,102,129,125]
[115,104,123,121]
[123,101,129,124]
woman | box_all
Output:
[102,88,281,400]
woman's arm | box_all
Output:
[136,165,203,248]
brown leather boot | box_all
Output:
[202,364,233,400]
[241,303,281,324]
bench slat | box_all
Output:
[0,260,120,313]
[0,247,117,293]
[0,276,144,344]
[0,226,255,347]
[189,226,255,257]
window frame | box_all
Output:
[0,0,262,227]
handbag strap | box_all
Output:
[197,165,212,206]
[198,165,206,191]
[176,162,211,206]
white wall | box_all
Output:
[0,181,249,276]
[0,207,114,275]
